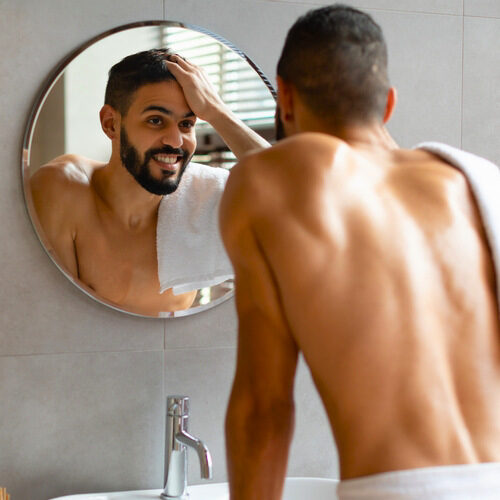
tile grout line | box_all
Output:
[254,0,500,19]
[0,344,236,359]
[164,345,236,352]
[464,14,500,20]
[0,349,165,359]
[257,1,464,17]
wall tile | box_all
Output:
[163,0,312,90]
[370,10,463,148]
[0,350,164,500]
[287,356,339,478]
[268,0,463,16]
[0,235,165,355]
[165,297,238,349]
[0,2,166,356]
[462,17,500,165]
[0,0,163,128]
[465,0,500,18]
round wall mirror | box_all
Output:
[22,21,276,318]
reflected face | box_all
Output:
[119,81,197,195]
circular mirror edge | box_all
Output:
[20,19,275,319]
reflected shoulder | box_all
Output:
[30,154,105,192]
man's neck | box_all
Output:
[292,104,398,152]
[304,122,398,153]
[338,124,398,152]
[92,157,162,231]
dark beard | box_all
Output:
[119,127,192,195]
[275,105,286,141]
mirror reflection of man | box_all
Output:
[30,49,269,316]
[221,5,500,499]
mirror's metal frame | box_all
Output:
[21,20,277,319]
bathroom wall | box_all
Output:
[0,1,498,499]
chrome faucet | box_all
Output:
[161,395,213,499]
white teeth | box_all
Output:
[155,154,178,164]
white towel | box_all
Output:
[157,162,233,294]
[337,462,500,499]
[416,142,500,314]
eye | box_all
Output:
[147,116,163,126]
[179,120,195,130]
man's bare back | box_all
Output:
[221,132,500,480]
[30,154,196,315]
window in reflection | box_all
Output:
[162,27,275,168]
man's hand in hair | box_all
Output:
[165,54,226,123]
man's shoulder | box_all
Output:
[235,133,346,177]
[30,154,104,196]
[228,133,347,199]
[29,155,104,224]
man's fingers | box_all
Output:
[166,53,194,71]
[167,54,210,82]
[164,60,193,84]
[165,57,211,89]
[165,59,187,74]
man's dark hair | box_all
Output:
[277,4,390,127]
[105,48,176,116]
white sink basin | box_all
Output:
[50,477,339,500]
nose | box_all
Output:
[161,124,183,149]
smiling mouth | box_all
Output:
[153,154,183,172]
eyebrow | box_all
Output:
[141,105,195,118]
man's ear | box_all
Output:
[276,75,294,123]
[100,104,120,140]
[383,87,397,124]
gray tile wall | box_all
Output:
[462,16,500,163]
[0,0,498,498]
[271,0,464,16]
[465,0,500,18]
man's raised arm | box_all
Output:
[165,55,270,158]
[219,155,298,500]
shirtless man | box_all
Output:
[30,49,268,316]
[220,5,500,499]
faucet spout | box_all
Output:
[176,429,213,479]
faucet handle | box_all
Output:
[167,395,189,417]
